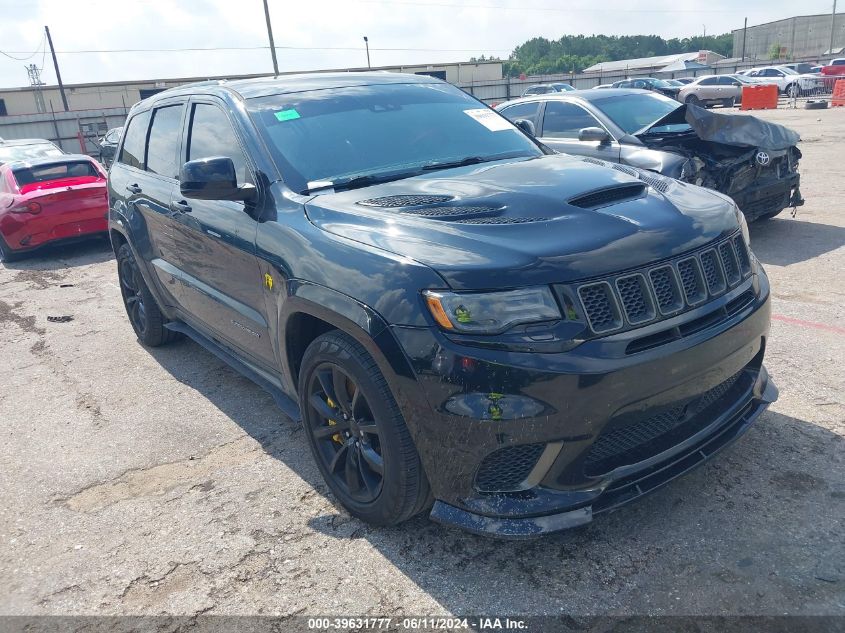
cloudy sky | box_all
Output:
[0,0,835,88]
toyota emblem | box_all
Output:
[755,151,771,166]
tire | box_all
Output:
[298,331,432,526]
[685,94,700,106]
[116,243,179,346]
[804,99,828,110]
[786,83,800,98]
[722,97,735,108]
[0,235,23,263]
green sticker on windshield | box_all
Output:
[274,109,300,121]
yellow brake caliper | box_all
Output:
[326,396,343,444]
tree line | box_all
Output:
[472,33,734,76]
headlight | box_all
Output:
[423,287,561,334]
[736,205,751,246]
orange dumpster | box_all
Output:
[740,84,778,111]
[832,79,845,107]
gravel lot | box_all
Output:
[1,105,843,620]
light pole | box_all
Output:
[262,0,279,75]
[364,36,371,69]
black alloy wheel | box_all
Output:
[116,243,178,346]
[306,362,385,503]
[118,253,149,339]
[298,331,431,526]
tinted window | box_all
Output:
[717,76,736,86]
[187,104,249,185]
[118,110,150,169]
[13,160,99,186]
[541,101,600,138]
[499,102,541,127]
[248,82,540,194]
[699,77,718,86]
[146,105,184,178]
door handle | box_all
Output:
[126,183,142,194]
[170,200,192,213]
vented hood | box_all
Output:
[303,154,741,290]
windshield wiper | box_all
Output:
[422,151,533,172]
[303,168,425,194]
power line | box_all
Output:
[0,33,45,61]
[349,0,746,13]
[1,45,514,55]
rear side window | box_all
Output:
[13,161,99,186]
[187,103,249,185]
[146,105,184,179]
[699,77,718,86]
[118,110,151,169]
[499,102,541,127]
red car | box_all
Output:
[0,155,108,262]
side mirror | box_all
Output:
[179,156,255,201]
[513,118,536,136]
[578,127,610,143]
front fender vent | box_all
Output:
[568,183,647,209]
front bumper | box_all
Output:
[391,269,774,537]
[731,172,802,221]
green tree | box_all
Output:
[502,33,734,77]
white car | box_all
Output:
[745,65,822,97]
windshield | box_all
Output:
[592,92,688,135]
[248,82,542,193]
[0,143,63,163]
[651,79,675,88]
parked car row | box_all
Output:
[99,72,776,537]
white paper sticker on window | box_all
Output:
[463,108,514,131]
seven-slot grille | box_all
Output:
[576,234,752,335]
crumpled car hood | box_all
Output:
[639,103,801,151]
[304,154,740,290]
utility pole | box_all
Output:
[262,0,280,75]
[26,64,47,114]
[741,17,748,61]
[831,0,838,56]
[45,26,69,111]
[703,25,706,38]
[363,36,371,68]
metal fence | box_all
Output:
[0,107,129,157]
[461,56,841,105]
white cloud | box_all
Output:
[0,0,829,88]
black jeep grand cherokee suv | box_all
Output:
[108,73,777,537]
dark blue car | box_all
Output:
[107,73,776,537]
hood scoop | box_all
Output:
[358,194,453,207]
[568,183,647,210]
[396,205,498,219]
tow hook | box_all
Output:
[790,187,805,218]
